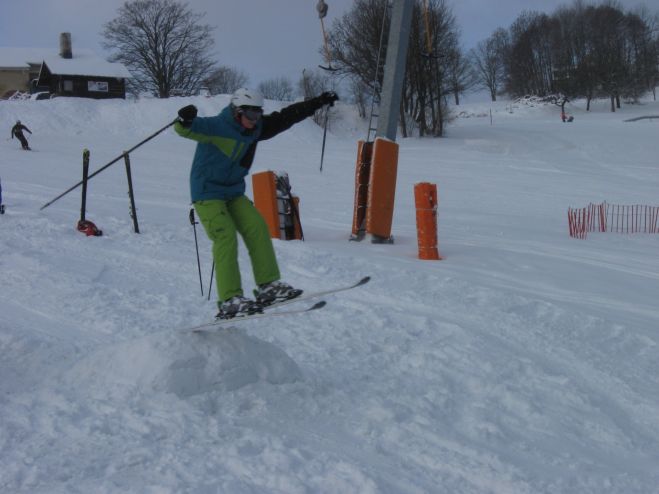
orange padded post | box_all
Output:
[351,140,373,239]
[414,182,442,260]
[366,138,398,241]
[252,171,279,239]
[252,170,303,241]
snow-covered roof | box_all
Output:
[0,47,59,68]
[0,47,132,79]
[43,50,132,79]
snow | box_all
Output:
[0,48,131,79]
[1,92,658,493]
[42,50,132,79]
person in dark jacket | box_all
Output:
[11,120,32,150]
[175,88,338,319]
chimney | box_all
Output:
[59,32,72,59]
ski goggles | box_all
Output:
[238,106,263,122]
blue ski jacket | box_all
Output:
[175,97,324,202]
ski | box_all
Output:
[184,301,327,333]
[181,276,370,334]
[262,275,371,310]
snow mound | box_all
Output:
[60,329,303,399]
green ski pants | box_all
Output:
[194,196,280,303]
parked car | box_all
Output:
[30,92,52,101]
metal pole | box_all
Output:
[123,152,140,234]
[376,0,413,141]
[0,177,4,214]
[207,261,215,301]
[80,149,90,222]
[189,208,204,296]
[40,118,178,210]
[319,108,329,172]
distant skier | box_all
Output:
[561,112,574,123]
[11,120,32,150]
[175,87,338,319]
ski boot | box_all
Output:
[215,296,263,320]
[254,280,303,307]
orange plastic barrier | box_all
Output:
[252,171,280,238]
[414,182,442,260]
[366,138,399,241]
[252,171,302,240]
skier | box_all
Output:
[175,87,338,319]
[11,120,32,150]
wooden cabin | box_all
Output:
[0,33,131,99]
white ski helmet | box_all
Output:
[231,88,264,108]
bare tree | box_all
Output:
[445,46,475,105]
[506,11,558,97]
[204,66,249,95]
[101,0,217,98]
[298,69,338,123]
[329,0,461,137]
[349,79,370,118]
[486,1,658,111]
[298,69,334,100]
[470,28,509,101]
[258,77,294,101]
[623,7,659,102]
[327,0,388,96]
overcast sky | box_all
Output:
[0,0,654,87]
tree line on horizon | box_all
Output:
[100,0,658,137]
[472,1,659,112]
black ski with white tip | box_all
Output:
[262,276,371,310]
[184,301,327,333]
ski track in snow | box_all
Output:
[1,94,659,493]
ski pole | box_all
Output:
[189,208,204,296]
[40,118,178,211]
[207,261,215,301]
[319,107,329,172]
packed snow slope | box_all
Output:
[1,93,658,493]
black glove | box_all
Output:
[178,104,198,126]
[319,91,339,107]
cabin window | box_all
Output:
[88,81,108,92]
[63,80,73,92]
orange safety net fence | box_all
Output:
[568,202,659,239]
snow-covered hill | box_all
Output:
[1,93,658,493]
